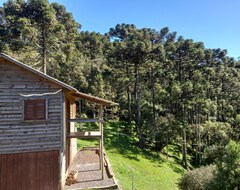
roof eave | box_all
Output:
[70,91,118,106]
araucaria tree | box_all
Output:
[1,0,240,171]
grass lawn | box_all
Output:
[78,121,185,190]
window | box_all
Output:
[24,99,46,120]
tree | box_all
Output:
[210,140,240,190]
[27,0,58,73]
[1,0,80,74]
[108,24,167,147]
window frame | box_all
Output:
[22,98,48,121]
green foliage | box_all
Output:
[202,121,230,146]
[202,145,225,165]
[1,0,80,73]
[179,165,214,190]
[194,121,231,165]
[209,140,240,190]
[230,115,240,141]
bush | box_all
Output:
[179,165,214,190]
[180,141,240,190]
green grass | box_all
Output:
[77,138,99,149]
[78,121,185,190]
[76,122,99,149]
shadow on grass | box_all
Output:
[105,131,141,161]
[104,121,165,165]
[162,145,187,174]
[167,161,185,174]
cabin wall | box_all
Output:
[0,59,63,154]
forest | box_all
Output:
[0,0,240,189]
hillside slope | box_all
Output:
[78,121,185,190]
[104,122,185,190]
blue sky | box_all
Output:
[1,0,240,59]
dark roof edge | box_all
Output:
[71,91,119,106]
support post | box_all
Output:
[99,104,104,179]
[60,91,66,190]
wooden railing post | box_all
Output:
[99,104,104,179]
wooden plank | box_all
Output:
[67,131,101,138]
[0,140,61,148]
[0,155,2,188]
[68,118,104,123]
[0,137,61,146]
[14,153,20,190]
[28,152,35,189]
[0,110,22,114]
[2,155,7,188]
[0,122,61,127]
[104,150,113,178]
[0,88,62,94]
[0,146,61,154]
[0,130,61,138]
[0,144,61,154]
[0,84,58,89]
[0,128,61,135]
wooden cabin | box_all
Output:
[0,53,117,190]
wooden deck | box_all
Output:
[64,149,119,190]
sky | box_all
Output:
[1,0,240,59]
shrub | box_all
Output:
[179,165,214,190]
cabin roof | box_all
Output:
[0,53,118,106]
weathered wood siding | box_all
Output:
[0,150,59,190]
[0,59,63,154]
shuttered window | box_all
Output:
[24,99,46,120]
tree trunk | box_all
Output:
[182,104,188,169]
[182,127,188,169]
[134,63,143,147]
[126,62,132,129]
[151,69,156,121]
[42,49,47,74]
[41,30,47,74]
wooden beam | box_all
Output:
[66,131,101,138]
[67,119,103,123]
[60,91,66,189]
